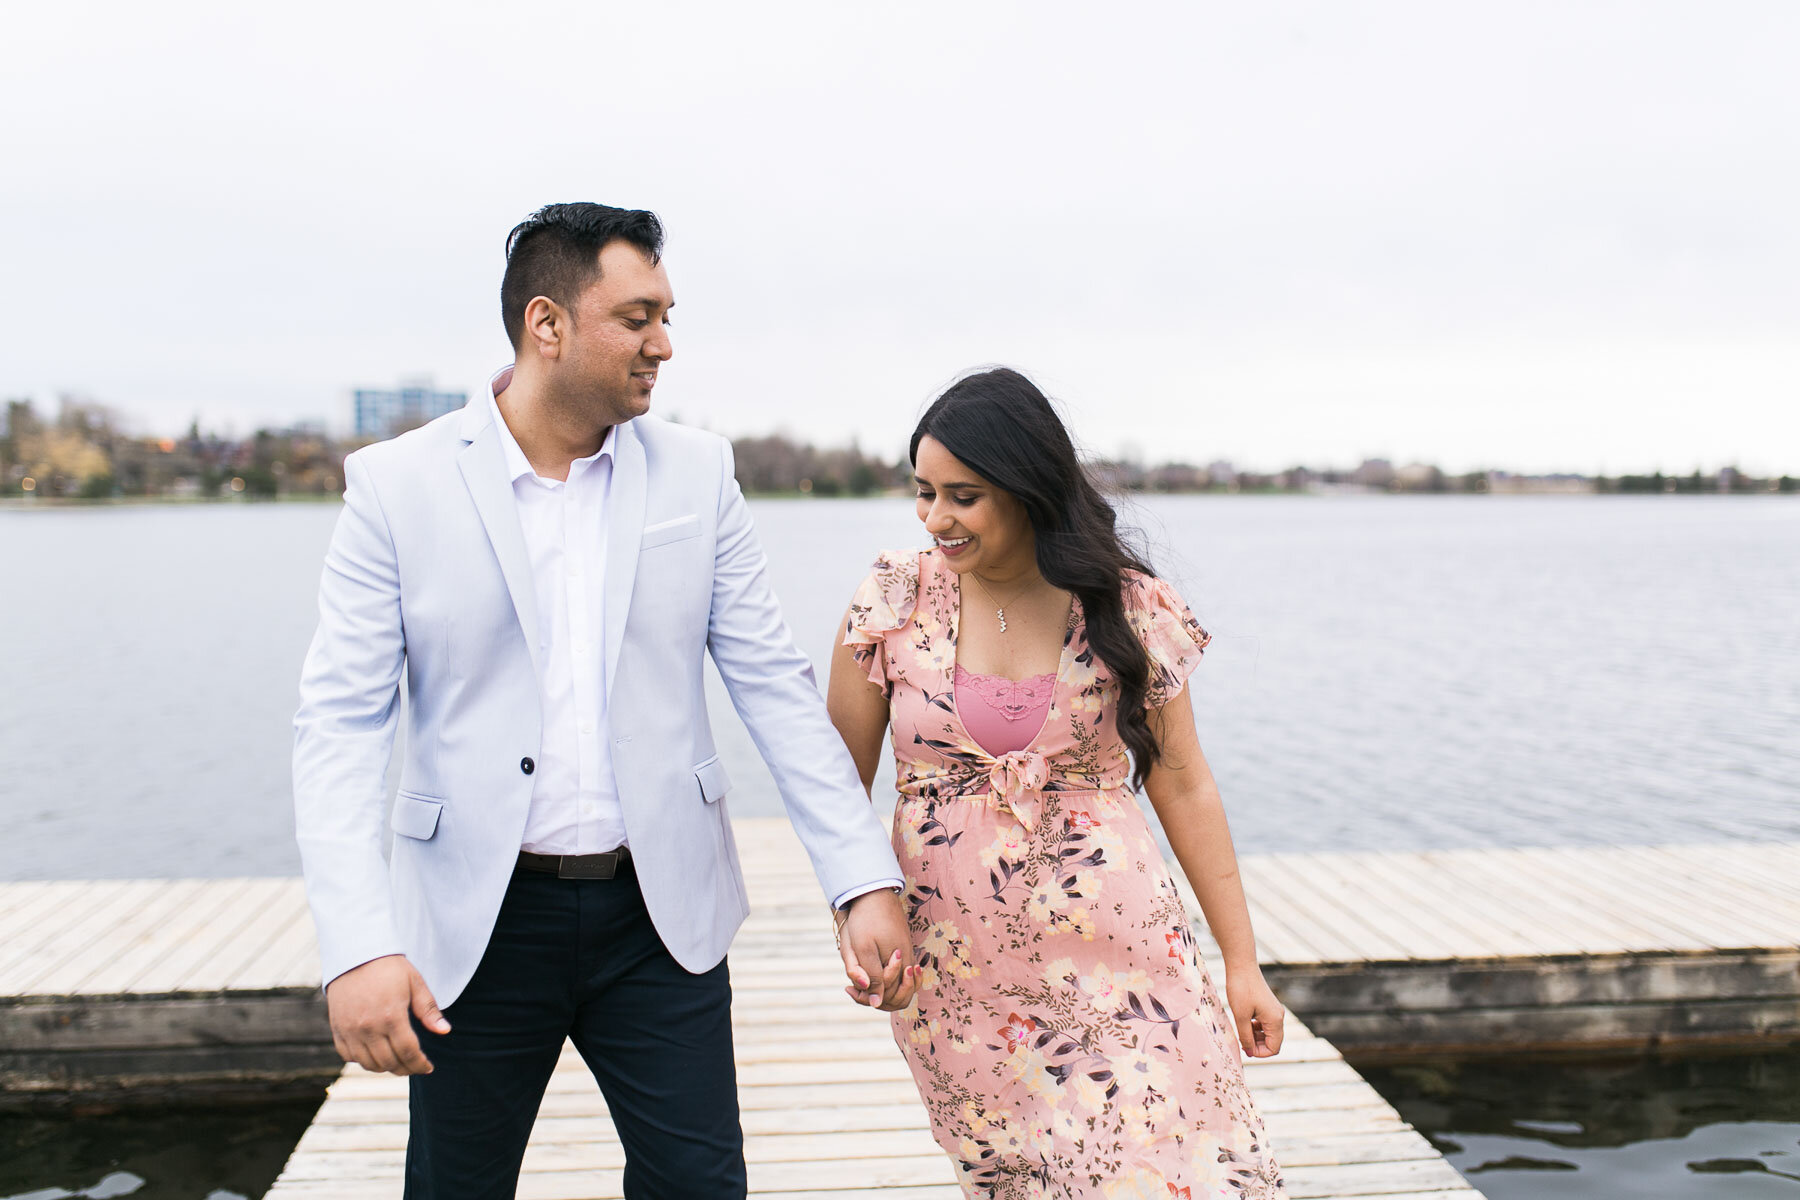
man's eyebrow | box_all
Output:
[614,297,674,310]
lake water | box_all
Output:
[2,495,1798,1197]
[0,1096,323,1199]
[2,494,1797,881]
[1360,1050,1800,1199]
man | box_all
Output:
[293,203,918,1198]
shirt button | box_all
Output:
[520,757,535,775]
[581,724,594,736]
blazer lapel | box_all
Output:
[456,401,543,677]
[603,419,646,702]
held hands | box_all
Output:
[834,889,923,1012]
[325,954,451,1075]
[1224,964,1286,1059]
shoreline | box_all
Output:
[4,491,1797,511]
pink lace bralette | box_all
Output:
[954,663,1056,758]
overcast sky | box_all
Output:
[5,1,1796,474]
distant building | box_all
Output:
[1486,471,1592,495]
[1395,462,1443,492]
[1353,458,1396,489]
[353,379,466,439]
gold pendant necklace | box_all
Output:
[969,571,1033,634]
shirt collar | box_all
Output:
[486,365,614,485]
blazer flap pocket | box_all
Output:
[641,514,700,550]
[392,791,443,840]
[694,756,731,804]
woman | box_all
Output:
[826,368,1289,1199]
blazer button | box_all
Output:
[520,757,535,775]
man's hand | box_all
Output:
[325,954,450,1075]
[835,890,921,1011]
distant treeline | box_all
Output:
[2,396,1794,500]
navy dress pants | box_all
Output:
[404,859,745,1199]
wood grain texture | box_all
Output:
[13,830,1795,1193]
[265,817,1486,1197]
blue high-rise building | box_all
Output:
[353,380,466,439]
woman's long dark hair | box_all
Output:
[911,367,1164,790]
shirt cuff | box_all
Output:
[832,878,905,911]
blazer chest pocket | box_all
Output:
[641,514,700,550]
[392,791,443,840]
[694,755,731,804]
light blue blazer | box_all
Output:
[293,395,900,1006]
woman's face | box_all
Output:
[913,434,1036,578]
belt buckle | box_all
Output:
[557,853,617,880]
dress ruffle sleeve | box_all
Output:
[843,550,922,693]
[1125,571,1213,709]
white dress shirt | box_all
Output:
[491,371,627,855]
[489,368,899,905]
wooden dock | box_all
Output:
[0,876,334,1097]
[6,829,1800,1195]
[265,820,1482,1199]
[1232,841,1800,1058]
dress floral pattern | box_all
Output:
[845,548,1287,1200]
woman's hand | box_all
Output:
[834,894,923,1011]
[1224,965,1285,1059]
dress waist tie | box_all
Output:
[986,750,1050,833]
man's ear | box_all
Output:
[524,295,565,359]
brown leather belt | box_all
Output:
[516,847,631,879]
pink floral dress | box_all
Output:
[845,547,1287,1200]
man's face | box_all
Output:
[554,239,674,425]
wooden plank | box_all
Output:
[1517,845,1745,951]
[279,1125,1440,1178]
[1299,993,1800,1052]
[1536,845,1791,950]
[0,880,171,994]
[179,879,312,992]
[1482,847,1683,952]
[1285,852,1470,961]
[1673,842,1800,904]
[1247,853,1422,962]
[1432,845,1699,957]
[1594,843,1800,945]
[128,877,292,993]
[71,877,255,993]
[1237,859,1373,963]
[1412,849,1625,957]
[1353,849,1569,964]
[17,879,214,994]
[297,1105,941,1151]
[229,896,323,991]
[0,992,327,1053]
[1249,853,1413,960]
[0,882,91,943]
[1624,844,1800,945]
[1169,869,1321,968]
[1484,846,1726,953]
[1268,949,1800,1017]
[0,879,140,988]
[0,881,60,923]
[1281,1156,1475,1197]
[265,816,1486,1198]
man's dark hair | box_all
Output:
[500,203,665,350]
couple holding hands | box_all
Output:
[293,203,1288,1199]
